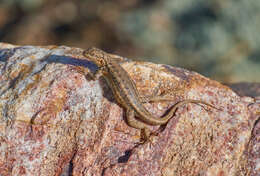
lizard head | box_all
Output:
[83,47,108,67]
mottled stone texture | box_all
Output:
[0,43,259,176]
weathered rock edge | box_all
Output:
[0,43,259,176]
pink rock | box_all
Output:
[0,43,259,176]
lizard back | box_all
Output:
[104,58,173,125]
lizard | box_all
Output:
[83,47,218,141]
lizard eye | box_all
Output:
[100,59,106,66]
[94,58,105,67]
[84,47,107,66]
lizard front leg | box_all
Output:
[88,67,106,80]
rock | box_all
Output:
[0,43,259,176]
[226,82,260,98]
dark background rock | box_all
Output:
[226,82,260,98]
[0,43,259,176]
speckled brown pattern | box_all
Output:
[0,43,259,176]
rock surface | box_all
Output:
[0,43,259,176]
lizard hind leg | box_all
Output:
[126,108,151,143]
[139,81,162,104]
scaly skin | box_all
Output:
[83,47,218,139]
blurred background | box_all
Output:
[0,0,259,83]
